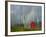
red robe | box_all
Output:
[29,21,36,29]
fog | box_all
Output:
[10,5,42,26]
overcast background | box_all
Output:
[10,5,42,26]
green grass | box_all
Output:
[11,24,41,32]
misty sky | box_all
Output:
[10,5,42,26]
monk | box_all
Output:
[29,21,36,30]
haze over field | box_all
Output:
[10,5,42,26]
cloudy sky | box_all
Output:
[10,5,42,26]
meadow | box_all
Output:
[11,21,41,32]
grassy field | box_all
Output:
[11,24,41,32]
